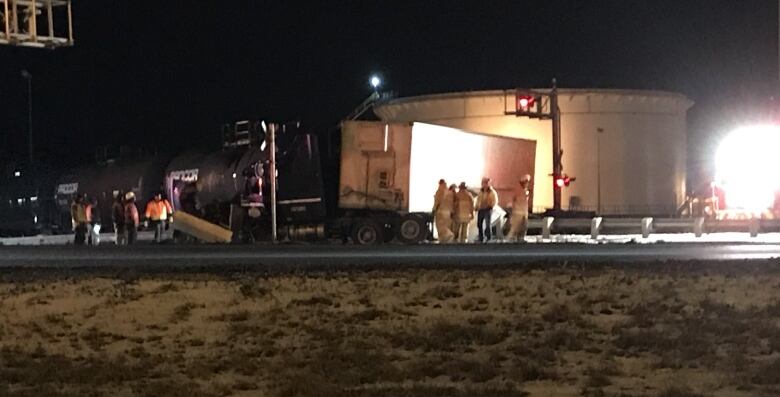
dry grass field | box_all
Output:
[0,263,779,396]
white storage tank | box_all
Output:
[373,89,693,215]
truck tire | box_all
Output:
[397,214,426,244]
[351,219,382,245]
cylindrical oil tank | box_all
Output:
[165,147,265,214]
[55,156,171,229]
[374,89,693,216]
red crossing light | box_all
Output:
[554,174,575,188]
[517,95,535,112]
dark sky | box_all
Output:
[0,0,777,177]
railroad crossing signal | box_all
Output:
[554,174,575,188]
[507,80,568,211]
[514,92,545,119]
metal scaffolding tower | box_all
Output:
[0,0,73,49]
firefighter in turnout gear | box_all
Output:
[453,182,475,243]
[507,175,531,242]
[432,179,455,243]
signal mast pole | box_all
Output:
[269,123,277,243]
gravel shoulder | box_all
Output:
[1,263,779,396]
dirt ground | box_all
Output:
[0,263,779,397]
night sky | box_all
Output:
[0,1,776,181]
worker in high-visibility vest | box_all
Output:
[70,194,89,246]
[145,192,174,243]
[85,196,102,246]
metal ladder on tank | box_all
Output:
[345,92,395,121]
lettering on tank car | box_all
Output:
[57,183,78,195]
[170,169,199,182]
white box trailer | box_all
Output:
[338,121,536,243]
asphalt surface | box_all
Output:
[0,242,779,269]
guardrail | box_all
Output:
[526,217,780,239]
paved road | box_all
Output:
[0,243,779,269]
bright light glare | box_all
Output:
[715,125,780,213]
[519,98,529,108]
[369,75,381,89]
[408,123,485,213]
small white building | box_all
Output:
[373,89,693,215]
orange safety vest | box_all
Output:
[145,199,173,221]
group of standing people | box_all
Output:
[69,194,102,246]
[110,191,140,245]
[71,191,173,246]
[433,175,531,244]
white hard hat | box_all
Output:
[125,192,135,200]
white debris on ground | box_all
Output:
[0,231,157,246]
[525,232,780,244]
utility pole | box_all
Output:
[269,123,277,243]
[597,128,604,214]
[551,78,563,211]
[21,69,32,163]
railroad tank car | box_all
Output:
[54,156,171,231]
[165,123,329,242]
[165,147,267,228]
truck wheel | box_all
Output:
[352,219,382,245]
[397,214,426,244]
